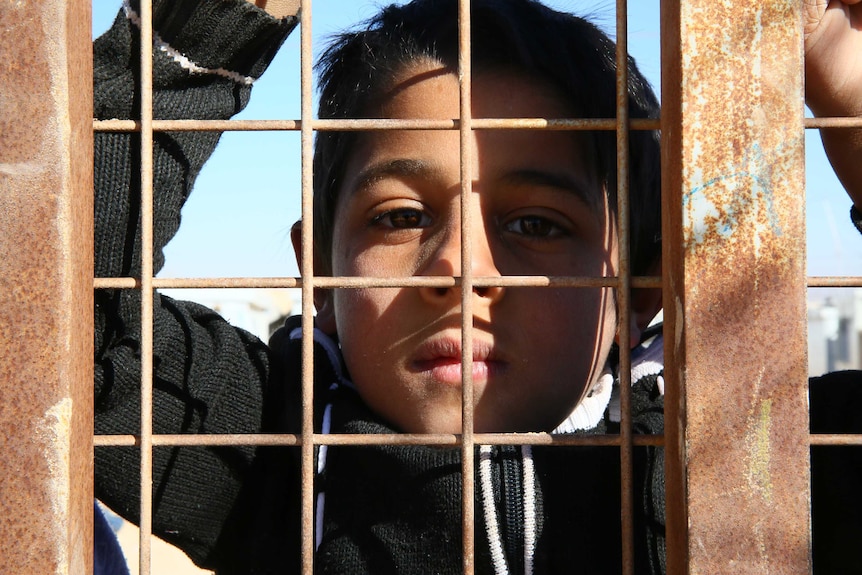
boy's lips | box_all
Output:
[411,337,506,386]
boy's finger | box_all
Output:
[248,0,301,19]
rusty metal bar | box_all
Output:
[96,270,857,290]
[807,276,862,287]
[95,115,859,132]
[93,117,662,132]
[124,115,862,130]
[94,275,663,290]
[0,1,93,573]
[810,435,862,446]
[614,1,636,573]
[458,0,477,572]
[137,0,156,572]
[473,118,659,131]
[94,432,665,447]
[298,0,316,573]
[659,7,687,564]
[661,0,810,573]
[806,117,862,129]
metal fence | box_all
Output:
[4,0,861,573]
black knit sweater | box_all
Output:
[93,2,862,574]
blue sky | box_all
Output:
[93,0,862,286]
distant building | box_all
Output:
[808,290,862,376]
[159,287,299,342]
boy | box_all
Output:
[94,0,862,573]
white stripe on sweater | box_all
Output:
[521,445,536,575]
[479,446,510,575]
[479,445,538,575]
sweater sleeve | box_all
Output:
[851,204,862,237]
[93,0,297,567]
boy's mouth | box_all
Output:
[411,338,506,386]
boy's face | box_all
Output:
[324,62,619,433]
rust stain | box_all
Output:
[0,4,50,165]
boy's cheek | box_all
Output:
[332,287,402,337]
[332,233,411,278]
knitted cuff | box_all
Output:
[851,204,862,237]
[128,0,296,82]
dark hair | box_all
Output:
[313,0,661,275]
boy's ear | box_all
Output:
[617,260,663,350]
[625,285,663,349]
[290,220,337,335]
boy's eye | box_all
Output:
[504,215,565,238]
[372,208,432,229]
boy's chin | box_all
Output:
[401,414,465,435]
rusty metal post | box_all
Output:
[0,1,94,574]
[661,0,809,573]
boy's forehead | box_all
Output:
[358,64,603,200]
[376,62,578,118]
[372,64,459,118]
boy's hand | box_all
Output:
[804,0,862,207]
[805,0,862,117]
[247,0,300,20]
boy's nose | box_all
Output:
[418,223,505,306]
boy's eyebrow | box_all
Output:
[503,169,601,214]
[352,158,437,193]
[351,160,601,214]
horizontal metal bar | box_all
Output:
[94,431,862,448]
[93,430,862,449]
[95,275,862,290]
[93,119,301,132]
[809,434,862,446]
[93,117,661,133]
[473,118,659,131]
[97,116,862,133]
[94,433,665,447]
[93,277,300,289]
[807,276,862,288]
[805,117,862,129]
[94,275,663,290]
[94,434,301,447]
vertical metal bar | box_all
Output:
[0,0,93,573]
[661,0,810,572]
[659,1,688,571]
[299,0,316,573]
[458,0,476,572]
[138,0,156,573]
[614,1,635,574]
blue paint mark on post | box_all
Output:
[683,142,786,249]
